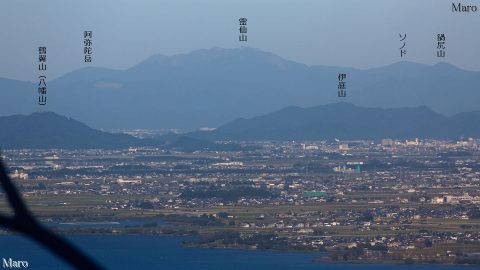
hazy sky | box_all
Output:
[1,0,479,81]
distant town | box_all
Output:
[1,137,480,265]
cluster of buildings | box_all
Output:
[1,137,480,262]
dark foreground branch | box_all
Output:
[0,159,105,270]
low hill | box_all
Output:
[191,103,480,141]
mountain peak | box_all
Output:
[2,47,480,130]
[0,112,144,149]
[30,111,63,117]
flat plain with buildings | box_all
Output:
[1,137,480,265]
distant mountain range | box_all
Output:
[1,103,480,149]
[1,47,480,130]
[0,112,239,150]
[190,102,480,141]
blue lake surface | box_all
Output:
[45,218,167,228]
[0,234,473,270]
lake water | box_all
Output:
[45,217,167,228]
[0,234,472,270]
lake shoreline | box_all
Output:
[1,220,478,268]
[0,233,469,270]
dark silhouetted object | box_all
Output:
[0,159,105,270]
